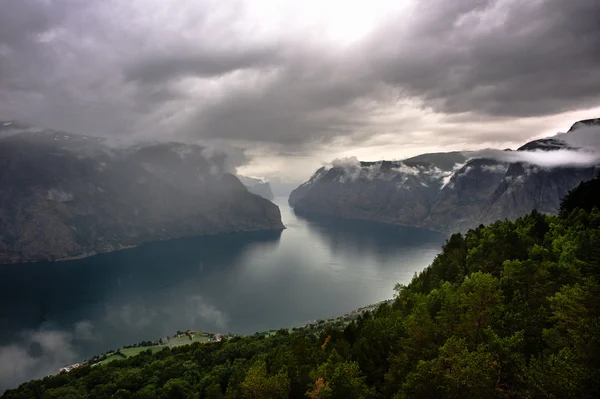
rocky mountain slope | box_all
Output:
[0,122,284,264]
[237,176,275,200]
[290,119,599,234]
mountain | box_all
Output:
[289,157,463,228]
[290,119,599,234]
[0,122,284,264]
[237,176,275,200]
[567,117,600,132]
[268,178,303,198]
[423,158,509,232]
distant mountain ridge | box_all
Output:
[289,119,600,234]
[237,176,275,200]
[0,122,284,264]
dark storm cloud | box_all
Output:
[0,0,599,154]
[188,59,381,145]
[0,0,67,48]
[178,0,600,147]
[125,45,282,83]
[0,0,71,90]
[372,0,600,117]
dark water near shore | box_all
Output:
[0,197,446,390]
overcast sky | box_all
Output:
[1,0,599,182]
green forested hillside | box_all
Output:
[4,177,600,399]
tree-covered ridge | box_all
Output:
[4,177,600,399]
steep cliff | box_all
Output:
[290,119,599,234]
[237,176,275,200]
[0,123,284,264]
[289,155,467,226]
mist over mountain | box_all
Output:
[290,119,600,233]
[236,176,275,200]
[0,123,283,264]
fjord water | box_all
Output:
[0,198,446,389]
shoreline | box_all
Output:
[291,298,395,330]
[291,207,451,236]
[60,298,396,373]
[0,226,286,266]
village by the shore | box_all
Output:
[59,299,394,374]
[60,330,227,373]
[292,299,394,331]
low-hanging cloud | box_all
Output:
[558,125,600,150]
[0,120,253,175]
[329,156,361,169]
[200,144,250,175]
[325,157,457,184]
[185,296,229,329]
[468,148,600,168]
[467,124,600,168]
[105,303,158,331]
[73,321,100,342]
[0,321,98,393]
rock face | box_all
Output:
[237,176,275,200]
[290,119,599,234]
[0,123,284,264]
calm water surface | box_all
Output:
[0,197,446,389]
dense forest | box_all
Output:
[4,176,600,399]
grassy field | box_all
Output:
[94,332,214,365]
[88,301,392,368]
[96,346,164,365]
[166,333,212,346]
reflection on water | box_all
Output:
[0,230,283,341]
[0,197,446,390]
[295,210,446,264]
